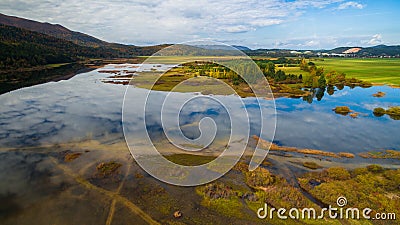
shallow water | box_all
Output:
[0,64,399,224]
[274,85,400,153]
[0,64,399,154]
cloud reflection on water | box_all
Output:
[0,65,399,154]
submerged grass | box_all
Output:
[164,154,216,166]
[96,161,122,176]
[303,161,323,170]
[64,152,82,162]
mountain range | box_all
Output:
[1,13,399,70]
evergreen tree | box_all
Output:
[318,74,327,88]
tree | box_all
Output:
[318,74,327,88]
[327,85,335,95]
[315,67,324,77]
[316,88,325,101]
[275,70,286,82]
[303,90,315,104]
[326,70,346,85]
[299,58,308,71]
[303,75,313,87]
[266,62,275,77]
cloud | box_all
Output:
[272,34,385,49]
[218,25,254,33]
[304,40,320,47]
[0,0,345,45]
[338,1,365,10]
[367,34,383,45]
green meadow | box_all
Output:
[311,58,400,86]
[140,56,400,86]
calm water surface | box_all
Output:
[0,64,399,154]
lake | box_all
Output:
[0,64,399,154]
[1,63,399,224]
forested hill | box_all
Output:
[0,23,170,69]
[0,24,127,69]
[0,13,109,48]
[0,13,168,57]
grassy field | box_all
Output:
[276,66,304,76]
[310,58,400,86]
[140,57,400,86]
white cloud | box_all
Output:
[272,34,385,50]
[304,40,320,47]
[0,0,345,45]
[338,1,365,10]
[367,34,383,45]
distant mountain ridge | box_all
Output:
[194,45,251,51]
[248,45,400,57]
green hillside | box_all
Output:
[0,24,124,69]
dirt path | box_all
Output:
[106,163,131,225]
[49,157,160,225]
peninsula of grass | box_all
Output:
[253,135,353,158]
[358,149,400,159]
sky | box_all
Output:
[0,0,399,49]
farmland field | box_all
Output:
[311,58,400,86]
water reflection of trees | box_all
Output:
[302,85,338,103]
[0,63,91,94]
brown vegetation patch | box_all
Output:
[299,165,400,219]
[202,182,235,199]
[373,106,400,120]
[332,106,352,115]
[338,152,355,158]
[358,149,400,159]
[245,167,274,188]
[96,161,122,177]
[102,80,130,85]
[372,91,386,97]
[98,70,120,74]
[302,161,322,170]
[64,152,82,162]
[349,112,358,118]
